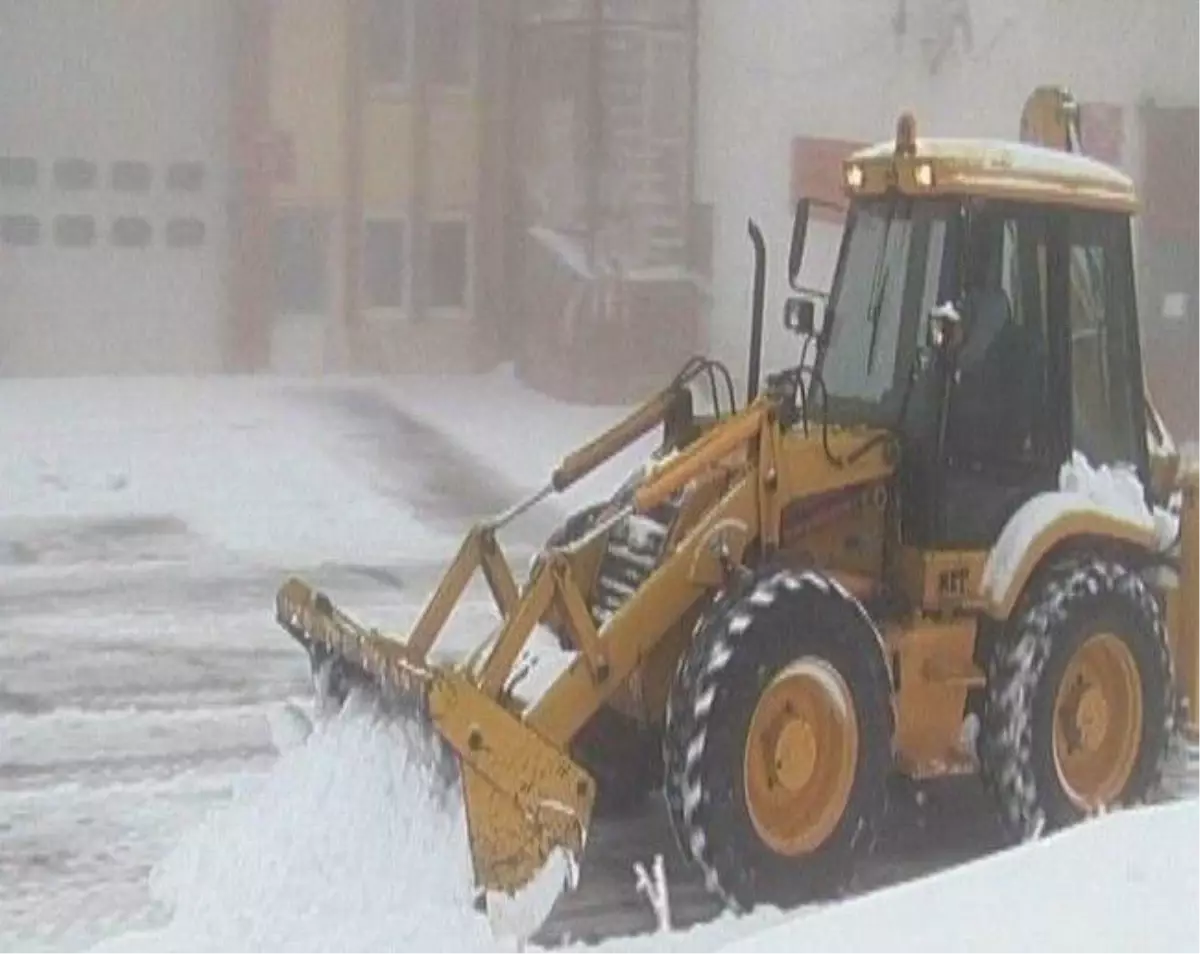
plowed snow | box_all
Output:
[98,694,499,952]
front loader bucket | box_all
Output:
[275,578,596,937]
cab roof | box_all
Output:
[846,136,1139,214]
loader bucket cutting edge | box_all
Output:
[274,578,596,935]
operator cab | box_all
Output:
[786,117,1151,550]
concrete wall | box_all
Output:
[695,0,1199,390]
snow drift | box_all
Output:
[98,693,499,953]
[716,798,1199,953]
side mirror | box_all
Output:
[784,296,816,336]
[788,199,811,289]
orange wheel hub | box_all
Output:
[743,658,858,856]
[1053,632,1143,811]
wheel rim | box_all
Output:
[743,657,859,856]
[1052,632,1143,811]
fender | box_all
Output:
[981,499,1159,621]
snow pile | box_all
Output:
[488,848,580,944]
[1057,450,1164,529]
[100,693,499,953]
[981,451,1180,602]
[715,800,1199,953]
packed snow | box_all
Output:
[0,378,457,568]
[981,450,1181,602]
[0,369,654,574]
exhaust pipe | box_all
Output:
[746,218,767,404]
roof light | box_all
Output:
[845,163,864,190]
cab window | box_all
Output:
[1066,211,1143,470]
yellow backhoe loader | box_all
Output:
[274,86,1198,937]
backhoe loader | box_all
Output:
[274,85,1198,937]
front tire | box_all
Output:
[663,568,893,911]
[980,556,1174,839]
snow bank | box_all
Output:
[96,693,500,953]
[981,451,1180,602]
[716,800,1199,953]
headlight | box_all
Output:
[914,161,934,188]
[845,163,864,189]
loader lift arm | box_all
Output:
[272,357,778,931]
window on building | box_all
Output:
[112,216,153,248]
[429,219,469,309]
[428,0,474,87]
[366,0,411,87]
[54,215,96,247]
[167,161,206,193]
[0,215,40,246]
[112,160,152,193]
[273,210,328,314]
[363,218,407,310]
[0,156,38,189]
[166,217,206,248]
[54,158,97,191]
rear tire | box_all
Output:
[979,556,1174,839]
[663,567,892,911]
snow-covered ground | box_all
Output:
[1,367,1196,953]
[88,692,1200,954]
[0,369,636,952]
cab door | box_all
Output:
[933,201,1063,548]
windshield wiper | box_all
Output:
[865,264,890,373]
[864,205,898,373]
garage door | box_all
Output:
[0,0,231,375]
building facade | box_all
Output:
[512,0,706,402]
[0,0,705,393]
[1,0,1193,438]
[247,0,515,375]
